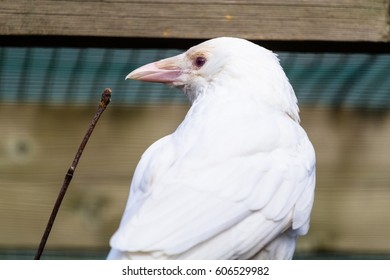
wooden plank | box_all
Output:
[1,104,390,254]
[0,104,188,249]
[0,0,389,42]
[297,108,390,253]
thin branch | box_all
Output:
[34,88,112,260]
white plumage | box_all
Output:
[108,37,316,260]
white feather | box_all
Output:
[108,37,316,260]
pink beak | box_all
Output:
[125,54,183,83]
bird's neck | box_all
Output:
[183,78,300,123]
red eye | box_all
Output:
[194,56,206,68]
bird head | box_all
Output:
[126,37,300,121]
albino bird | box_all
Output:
[108,37,315,260]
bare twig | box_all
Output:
[34,88,112,260]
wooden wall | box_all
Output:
[1,0,390,258]
[1,103,390,254]
[0,0,389,42]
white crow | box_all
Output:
[108,37,316,260]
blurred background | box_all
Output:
[0,0,389,259]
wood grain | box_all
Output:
[1,104,390,254]
[0,0,389,41]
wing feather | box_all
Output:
[110,107,315,259]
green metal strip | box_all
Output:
[0,47,389,108]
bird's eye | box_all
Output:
[194,56,206,68]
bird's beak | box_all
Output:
[125,54,183,83]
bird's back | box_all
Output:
[108,91,315,260]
